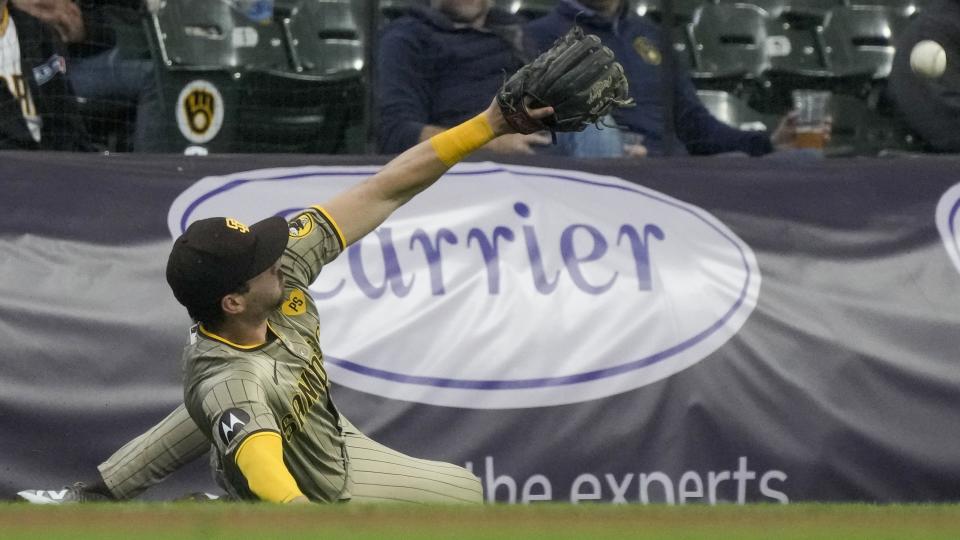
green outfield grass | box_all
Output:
[1,503,958,540]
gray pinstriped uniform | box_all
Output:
[100,208,483,503]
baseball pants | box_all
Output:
[98,404,482,504]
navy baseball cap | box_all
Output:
[166,216,288,310]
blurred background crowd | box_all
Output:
[0,0,957,157]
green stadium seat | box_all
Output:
[763,11,832,85]
[690,3,770,88]
[630,0,706,22]
[380,0,428,20]
[72,4,151,152]
[826,93,920,154]
[146,0,367,153]
[696,89,778,131]
[155,0,363,75]
[820,5,906,79]
[494,0,557,20]
[845,0,924,17]
[784,0,843,16]
[716,0,786,17]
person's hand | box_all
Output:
[483,132,552,155]
[623,143,648,158]
[11,0,84,43]
[621,132,648,158]
[771,111,833,149]
[484,97,554,137]
[770,111,797,148]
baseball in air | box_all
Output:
[910,40,947,79]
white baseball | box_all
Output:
[910,40,947,79]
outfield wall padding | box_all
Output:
[2,151,959,503]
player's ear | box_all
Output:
[221,293,245,316]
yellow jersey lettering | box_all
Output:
[297,377,320,403]
[280,413,300,442]
[291,394,306,425]
[225,218,250,233]
[306,355,327,386]
[281,355,329,442]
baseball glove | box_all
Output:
[496,26,634,134]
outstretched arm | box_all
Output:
[322,99,553,248]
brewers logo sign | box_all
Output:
[633,36,662,65]
[176,80,224,144]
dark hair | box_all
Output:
[188,282,250,330]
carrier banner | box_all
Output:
[2,151,960,503]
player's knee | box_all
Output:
[469,475,484,504]
[458,467,484,504]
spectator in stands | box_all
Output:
[525,0,794,156]
[887,0,960,153]
[13,0,163,152]
[379,0,795,157]
[377,0,556,155]
[0,0,91,149]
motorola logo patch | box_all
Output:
[218,408,250,445]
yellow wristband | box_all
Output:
[235,431,305,503]
[429,113,495,167]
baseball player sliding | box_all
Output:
[18,28,630,504]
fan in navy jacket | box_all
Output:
[525,0,783,157]
[0,0,90,150]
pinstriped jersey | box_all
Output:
[182,207,349,502]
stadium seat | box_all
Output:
[73,4,151,152]
[155,0,363,75]
[305,0,366,74]
[844,0,923,17]
[379,0,427,20]
[631,0,706,22]
[146,0,366,153]
[494,0,557,20]
[784,0,842,17]
[763,12,832,85]
[155,0,284,69]
[689,3,770,88]
[820,5,905,80]
[716,0,786,17]
[696,90,777,131]
[233,72,365,153]
[825,92,921,154]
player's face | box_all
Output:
[243,260,285,316]
[432,0,491,24]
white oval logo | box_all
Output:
[168,163,761,408]
[936,182,960,275]
[176,80,224,144]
